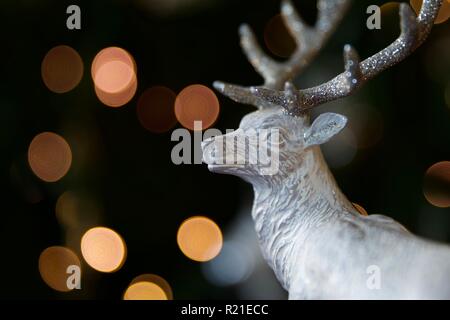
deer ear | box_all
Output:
[304,113,347,148]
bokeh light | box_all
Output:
[56,191,103,251]
[56,191,79,229]
[175,84,220,131]
[123,274,173,300]
[380,2,399,14]
[91,47,136,84]
[379,2,401,33]
[38,246,81,292]
[322,128,357,168]
[130,274,173,299]
[137,86,178,133]
[91,47,137,107]
[28,132,72,182]
[348,104,383,149]
[411,0,450,24]
[423,161,450,208]
[94,78,137,108]
[123,282,167,300]
[202,241,255,286]
[264,14,296,58]
[352,203,368,216]
[41,45,84,93]
[177,216,223,262]
[81,227,127,272]
[95,60,134,93]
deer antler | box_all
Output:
[213,0,352,108]
[247,0,443,115]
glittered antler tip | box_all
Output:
[255,0,442,113]
[213,0,352,109]
[214,0,442,114]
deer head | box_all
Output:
[203,0,441,183]
[202,101,347,182]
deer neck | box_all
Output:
[250,145,356,290]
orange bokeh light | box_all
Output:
[380,1,400,13]
[91,47,137,107]
[94,76,137,108]
[264,14,296,58]
[175,84,220,131]
[177,216,223,262]
[55,191,79,228]
[94,60,135,93]
[81,227,127,273]
[137,86,178,133]
[38,246,81,292]
[41,45,84,93]
[91,47,136,79]
[423,161,450,208]
[28,132,72,182]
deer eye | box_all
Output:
[264,129,286,146]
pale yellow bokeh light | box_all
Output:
[38,246,81,292]
[177,216,223,262]
[81,227,127,272]
[130,274,173,299]
[91,47,137,108]
[94,60,134,93]
[91,47,136,79]
[28,132,72,182]
[94,76,137,108]
[123,281,167,300]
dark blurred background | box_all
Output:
[0,0,449,299]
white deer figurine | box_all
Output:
[202,0,450,299]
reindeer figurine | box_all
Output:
[202,0,450,299]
